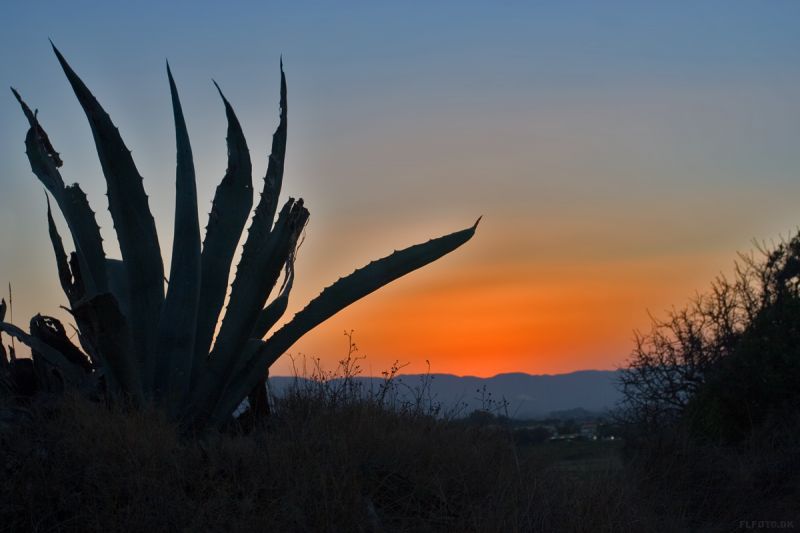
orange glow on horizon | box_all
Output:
[273,251,729,378]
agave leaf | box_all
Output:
[205,198,308,360]
[203,64,291,375]
[46,205,107,379]
[212,232,300,411]
[72,293,142,403]
[209,219,480,425]
[0,338,8,371]
[12,88,107,296]
[46,195,76,302]
[155,64,202,404]
[52,44,164,390]
[62,184,107,295]
[105,259,131,321]
[204,263,292,424]
[199,63,287,376]
[215,62,290,347]
[209,198,307,364]
[0,300,6,370]
[251,258,295,340]
[191,83,253,388]
[29,314,92,372]
[12,90,66,212]
[11,87,63,175]
[205,339,264,425]
[254,60,287,236]
[192,199,307,419]
[261,219,480,366]
[0,321,86,386]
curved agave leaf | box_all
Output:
[38,228,127,395]
[208,219,480,426]
[255,59,287,235]
[46,195,75,302]
[61,184,107,295]
[199,65,292,400]
[0,301,6,374]
[251,257,295,340]
[209,198,307,364]
[209,260,294,422]
[193,199,308,419]
[52,44,164,390]
[210,61,289,350]
[155,64,201,405]
[224,62,288,333]
[12,88,107,296]
[12,88,64,191]
[192,83,253,387]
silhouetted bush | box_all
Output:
[617,234,800,527]
[687,291,800,443]
[619,232,800,444]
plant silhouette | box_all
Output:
[0,44,478,428]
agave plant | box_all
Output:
[0,44,478,428]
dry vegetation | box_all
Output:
[0,383,651,533]
[3,379,795,532]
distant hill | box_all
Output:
[269,370,622,419]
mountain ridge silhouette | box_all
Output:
[269,369,621,419]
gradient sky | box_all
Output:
[1,2,799,377]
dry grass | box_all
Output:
[0,390,663,533]
[622,420,800,532]
[1,385,796,532]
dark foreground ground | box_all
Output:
[1,391,797,532]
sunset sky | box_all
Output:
[1,2,799,377]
